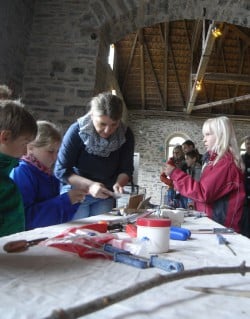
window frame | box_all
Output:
[165,133,189,160]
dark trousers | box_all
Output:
[240,200,250,238]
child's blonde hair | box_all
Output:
[29,120,62,148]
[202,116,243,170]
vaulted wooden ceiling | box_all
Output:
[114,19,250,119]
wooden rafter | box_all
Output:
[144,40,165,109]
[228,24,250,47]
[191,73,250,86]
[189,19,203,103]
[232,42,248,110]
[186,21,217,114]
[221,47,232,113]
[138,29,145,109]
[121,32,138,92]
[160,22,169,109]
[169,43,185,106]
[192,94,250,111]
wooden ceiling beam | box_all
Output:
[227,24,250,46]
[169,44,185,107]
[144,41,165,109]
[232,42,248,112]
[129,108,250,122]
[138,29,145,109]
[191,19,203,53]
[192,94,250,111]
[121,32,138,92]
[186,21,217,114]
[191,72,250,86]
[160,22,169,109]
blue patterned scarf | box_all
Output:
[78,112,127,157]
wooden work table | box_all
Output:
[0,213,250,319]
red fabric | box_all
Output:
[170,152,245,232]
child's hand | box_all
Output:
[160,172,173,187]
[164,164,176,177]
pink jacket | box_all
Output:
[170,152,245,232]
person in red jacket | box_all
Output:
[163,116,245,233]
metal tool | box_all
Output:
[3,237,48,253]
[185,286,250,298]
[191,227,235,234]
[111,192,130,199]
[216,233,237,256]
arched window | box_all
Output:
[240,140,246,154]
[165,134,189,160]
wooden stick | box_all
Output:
[43,261,250,319]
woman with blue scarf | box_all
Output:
[54,92,135,219]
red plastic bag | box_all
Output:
[42,223,116,258]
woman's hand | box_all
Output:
[68,189,87,204]
[88,182,113,199]
[113,174,129,194]
[113,182,123,194]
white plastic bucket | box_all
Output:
[136,217,171,253]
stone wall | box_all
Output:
[0,0,35,95]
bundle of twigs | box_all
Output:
[43,261,250,319]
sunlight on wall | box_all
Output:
[108,44,114,70]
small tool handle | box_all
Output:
[150,255,184,272]
[3,237,48,253]
[104,244,149,269]
[103,243,129,254]
[170,226,191,241]
[113,252,149,269]
[3,240,29,253]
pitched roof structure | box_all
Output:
[114,20,250,119]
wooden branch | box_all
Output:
[192,94,250,110]
[44,262,250,319]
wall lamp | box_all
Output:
[212,26,222,38]
[195,80,202,91]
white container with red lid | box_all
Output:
[136,217,171,253]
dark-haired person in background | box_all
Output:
[240,136,250,237]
